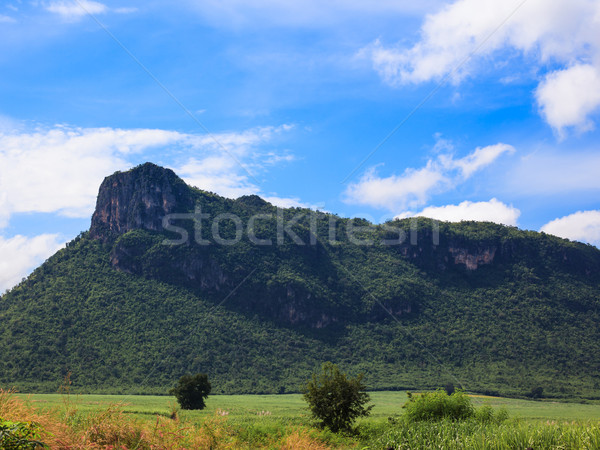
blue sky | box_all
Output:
[1,0,600,291]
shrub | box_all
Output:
[403,389,475,422]
[474,404,509,424]
[303,362,372,433]
[0,418,47,449]
[170,373,211,410]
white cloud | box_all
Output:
[446,143,515,178]
[0,123,295,226]
[0,234,65,292]
[365,0,600,132]
[0,126,180,220]
[176,157,260,199]
[45,1,136,21]
[344,142,514,211]
[535,64,600,136]
[172,125,293,198]
[0,193,10,229]
[345,164,447,211]
[46,0,107,20]
[541,210,600,246]
[396,198,520,226]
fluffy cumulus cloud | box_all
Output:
[541,210,600,247]
[0,234,65,292]
[345,164,446,211]
[0,126,179,220]
[0,123,295,226]
[344,143,514,211]
[536,64,600,134]
[396,198,520,226]
[365,0,600,133]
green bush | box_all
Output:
[474,404,509,424]
[403,389,475,422]
[0,418,47,449]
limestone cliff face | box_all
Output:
[396,227,500,271]
[89,163,194,241]
[399,243,498,271]
[448,246,496,270]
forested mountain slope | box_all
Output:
[1,163,599,398]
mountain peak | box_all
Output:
[89,162,193,241]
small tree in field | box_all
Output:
[303,362,372,432]
[170,373,211,410]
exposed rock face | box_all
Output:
[90,163,193,241]
[449,246,496,270]
[397,232,498,271]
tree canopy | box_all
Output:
[303,362,372,432]
[170,373,211,410]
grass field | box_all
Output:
[17,391,600,422]
[5,390,600,448]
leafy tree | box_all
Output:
[303,362,372,432]
[170,373,211,410]
[527,386,544,399]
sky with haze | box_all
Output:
[1,0,600,291]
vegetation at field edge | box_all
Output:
[4,390,600,449]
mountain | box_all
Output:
[1,162,600,398]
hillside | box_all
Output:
[1,162,600,398]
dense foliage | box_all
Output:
[1,164,600,398]
[402,389,475,422]
[170,373,211,410]
[303,362,372,432]
[0,418,46,449]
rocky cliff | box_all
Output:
[90,162,194,241]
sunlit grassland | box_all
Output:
[6,391,600,448]
[16,391,600,423]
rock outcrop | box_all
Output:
[90,162,194,241]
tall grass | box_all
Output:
[0,389,345,449]
[3,389,600,449]
[365,418,600,449]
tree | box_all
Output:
[303,362,372,432]
[170,373,211,410]
[527,386,544,399]
[444,382,455,396]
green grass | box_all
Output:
[9,391,600,448]
[17,391,600,423]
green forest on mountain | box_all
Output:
[1,164,599,399]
